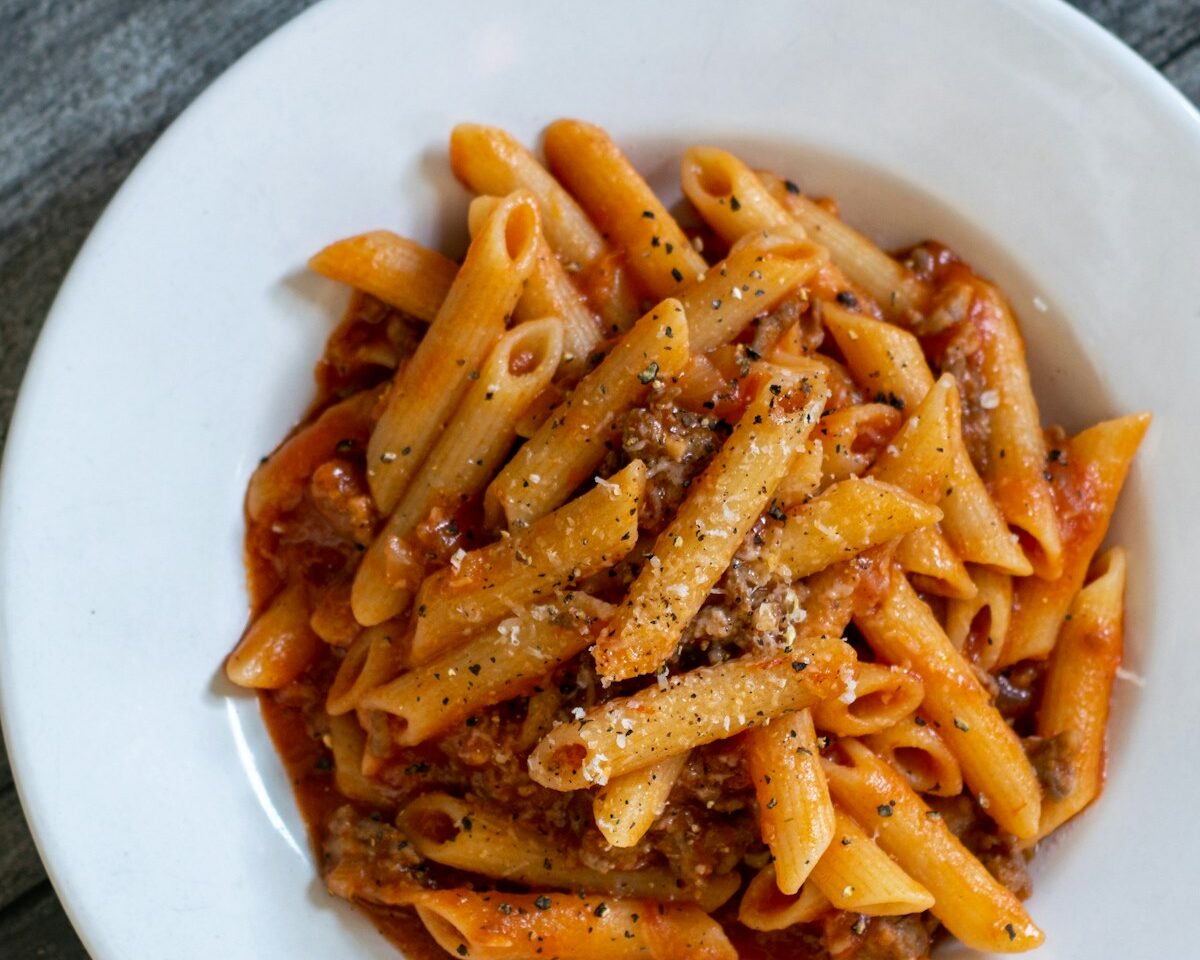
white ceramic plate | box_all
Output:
[2,0,1198,956]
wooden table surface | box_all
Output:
[1,0,1197,955]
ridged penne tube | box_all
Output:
[868,375,957,504]
[767,476,942,579]
[768,183,930,324]
[679,234,826,353]
[821,300,932,409]
[856,574,1041,838]
[1032,548,1126,842]
[326,621,408,715]
[895,523,977,600]
[823,304,1031,575]
[942,282,1062,578]
[308,230,457,322]
[326,713,399,807]
[226,583,321,689]
[680,146,794,243]
[594,754,687,848]
[864,713,963,797]
[946,565,1013,671]
[527,639,851,791]
[1000,414,1149,667]
[486,302,687,528]
[594,371,829,681]
[398,793,737,910]
[745,708,834,894]
[366,191,540,513]
[449,123,606,269]
[351,318,565,624]
[822,740,1043,952]
[543,119,707,297]
[413,890,737,960]
[813,403,902,486]
[409,461,645,662]
[810,661,925,737]
[738,867,830,931]
[246,387,379,523]
[810,806,935,915]
[468,195,601,375]
[361,601,611,745]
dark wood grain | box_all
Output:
[0,0,1196,956]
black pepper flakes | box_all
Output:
[534,895,552,910]
[877,803,893,817]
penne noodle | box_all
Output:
[226,583,321,689]
[681,146,795,243]
[410,460,645,662]
[894,522,977,600]
[823,739,1043,952]
[810,805,935,915]
[946,564,1013,671]
[353,318,564,624]
[544,119,707,297]
[766,476,942,580]
[326,713,400,807]
[856,573,1041,838]
[864,712,964,797]
[1032,547,1127,842]
[594,754,687,849]
[398,793,738,910]
[449,123,606,268]
[308,230,457,323]
[679,233,826,354]
[813,402,902,486]
[737,866,831,931]
[745,708,834,894]
[941,282,1062,578]
[326,621,409,715]
[414,890,737,960]
[594,371,829,681]
[999,413,1148,667]
[823,303,1032,575]
[366,191,540,513]
[468,195,602,375]
[486,301,688,528]
[528,638,852,791]
[810,661,925,737]
[360,599,610,744]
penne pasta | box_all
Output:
[766,476,942,580]
[326,621,408,715]
[856,573,1041,838]
[352,318,564,624]
[594,371,828,681]
[528,638,852,791]
[809,805,935,915]
[449,123,606,268]
[680,146,794,243]
[467,195,601,375]
[544,119,707,297]
[1000,414,1148,667]
[945,564,1013,671]
[894,522,977,600]
[1032,547,1126,842]
[414,890,737,960]
[594,754,687,849]
[738,866,831,931]
[864,712,964,797]
[398,793,737,910]
[486,301,688,528]
[226,582,321,689]
[410,460,645,662]
[811,661,925,738]
[823,739,1043,952]
[308,230,457,323]
[360,599,609,744]
[366,191,540,513]
[745,708,835,894]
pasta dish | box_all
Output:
[226,119,1148,959]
